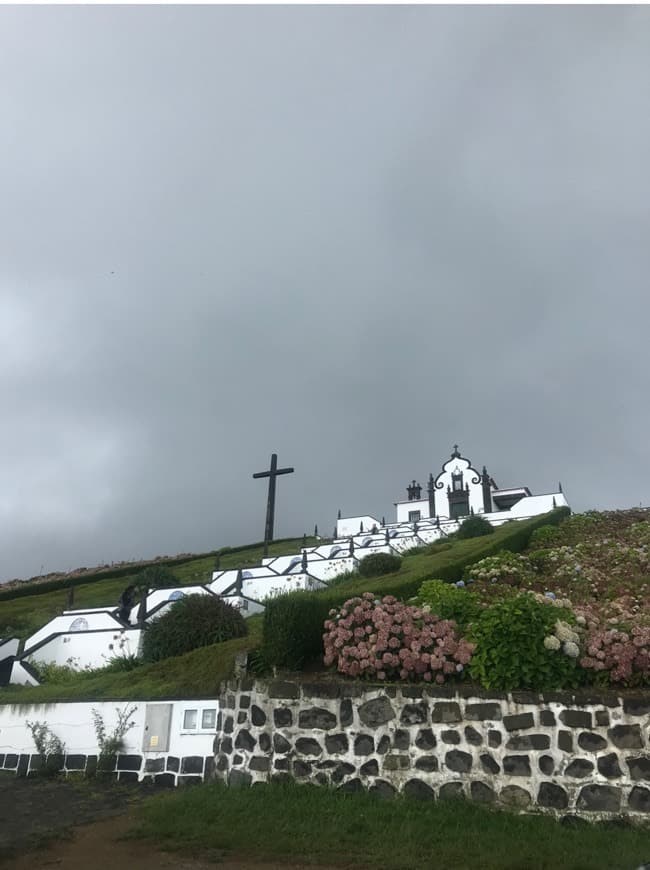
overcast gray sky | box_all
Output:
[1,6,649,582]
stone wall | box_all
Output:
[0,750,213,785]
[215,678,650,819]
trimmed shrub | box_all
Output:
[137,565,179,589]
[416,579,481,631]
[468,593,582,691]
[260,509,570,671]
[142,594,247,663]
[323,593,474,683]
[456,515,494,540]
[358,552,402,578]
[529,524,561,547]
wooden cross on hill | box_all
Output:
[253,453,295,557]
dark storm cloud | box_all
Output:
[1,6,649,581]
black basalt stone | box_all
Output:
[565,759,594,778]
[292,760,312,777]
[401,703,428,726]
[595,710,610,726]
[251,705,267,727]
[539,755,554,775]
[441,730,461,745]
[623,699,650,716]
[465,703,502,721]
[503,755,531,776]
[340,698,353,727]
[538,782,569,809]
[154,773,176,787]
[560,710,592,729]
[609,725,643,750]
[377,735,390,754]
[558,730,573,752]
[500,785,531,808]
[578,732,608,752]
[228,770,252,789]
[269,681,300,699]
[358,697,395,728]
[370,779,397,799]
[506,734,550,751]
[597,753,622,778]
[354,735,375,756]
[17,755,29,777]
[577,785,622,813]
[539,710,556,726]
[273,708,293,728]
[503,713,534,732]
[239,694,250,709]
[464,726,482,746]
[432,702,462,724]
[299,707,338,730]
[233,754,243,765]
[223,716,234,735]
[331,762,355,784]
[237,711,247,725]
[144,758,165,774]
[404,778,435,801]
[65,754,86,771]
[274,758,289,771]
[181,756,204,774]
[118,771,139,784]
[339,778,364,794]
[219,738,232,755]
[415,756,438,773]
[446,750,472,773]
[325,733,349,754]
[215,754,228,772]
[360,759,379,776]
[415,729,436,750]
[295,738,322,756]
[480,754,500,775]
[471,781,495,803]
[258,732,271,753]
[488,730,502,748]
[235,730,256,752]
[627,756,650,781]
[628,786,650,812]
[439,782,464,801]
[177,775,202,787]
[117,755,142,771]
[273,734,291,754]
[393,729,410,750]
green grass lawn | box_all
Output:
[131,780,650,870]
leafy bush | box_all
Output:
[456,515,494,540]
[469,593,582,691]
[358,553,402,578]
[92,705,138,772]
[580,624,650,686]
[465,551,536,588]
[416,579,481,631]
[260,510,570,672]
[529,524,561,548]
[28,658,83,683]
[323,593,474,683]
[142,594,247,663]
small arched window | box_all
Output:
[69,617,89,632]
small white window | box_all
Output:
[183,709,198,730]
[201,708,217,729]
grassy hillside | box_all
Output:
[0,537,316,641]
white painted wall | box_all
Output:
[23,612,124,655]
[0,638,20,660]
[9,661,39,686]
[26,628,142,671]
[0,698,219,772]
[395,498,431,524]
[336,515,381,537]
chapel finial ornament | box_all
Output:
[452,444,461,458]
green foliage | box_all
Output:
[136,565,179,589]
[358,552,402,578]
[96,653,141,673]
[325,569,359,588]
[92,704,138,772]
[259,510,569,671]
[27,658,82,683]
[456,515,495,540]
[416,580,481,630]
[529,524,561,547]
[468,594,581,691]
[142,594,247,663]
[26,720,65,776]
[261,592,331,669]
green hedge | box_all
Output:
[260,508,570,670]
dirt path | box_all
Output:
[0,778,343,870]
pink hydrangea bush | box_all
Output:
[578,622,650,686]
[323,593,474,684]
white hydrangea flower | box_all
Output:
[544,635,561,651]
[563,641,580,658]
[576,615,586,626]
